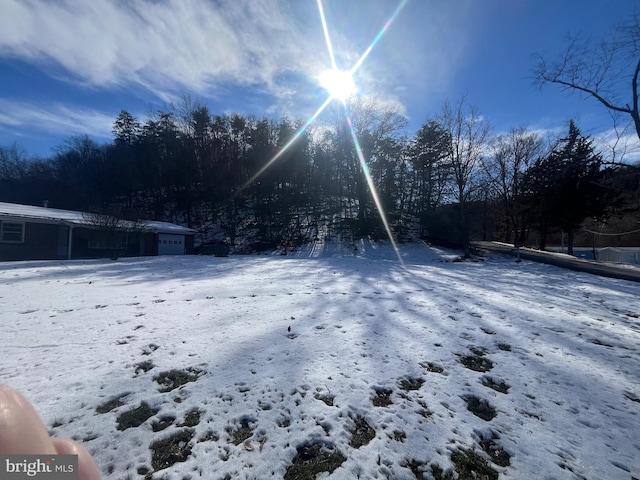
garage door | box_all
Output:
[158,234,185,255]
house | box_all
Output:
[0,202,197,261]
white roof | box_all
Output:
[0,202,196,235]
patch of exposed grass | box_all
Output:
[96,394,128,414]
[116,402,158,431]
[398,376,425,392]
[432,449,499,480]
[451,449,499,479]
[417,400,434,418]
[179,409,201,427]
[314,392,335,406]
[481,376,510,394]
[226,416,256,445]
[349,415,376,448]
[405,458,427,478]
[153,367,203,392]
[283,440,346,480]
[420,361,445,374]
[479,437,511,467]
[278,417,291,428]
[459,354,494,373]
[151,415,175,432]
[470,347,488,356]
[464,396,497,421]
[134,360,154,375]
[198,430,219,442]
[150,429,194,471]
[372,387,393,407]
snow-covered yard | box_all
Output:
[1,243,639,479]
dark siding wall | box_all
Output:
[0,222,61,261]
[71,229,158,259]
[185,235,195,254]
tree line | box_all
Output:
[2,7,640,255]
[1,95,638,255]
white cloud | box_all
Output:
[0,0,329,102]
[594,127,640,164]
[0,99,115,139]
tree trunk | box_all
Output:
[567,228,574,256]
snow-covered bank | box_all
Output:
[1,244,639,479]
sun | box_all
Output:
[319,68,356,104]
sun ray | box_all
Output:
[238,95,333,194]
[237,0,408,262]
[349,0,408,75]
[317,0,337,71]
[344,107,404,265]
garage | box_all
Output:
[157,233,187,255]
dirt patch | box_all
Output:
[227,416,256,445]
[116,402,159,431]
[481,376,510,394]
[398,376,425,391]
[349,414,376,448]
[150,428,194,471]
[153,367,203,392]
[284,440,346,480]
[459,354,494,373]
[464,396,497,421]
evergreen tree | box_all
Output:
[522,120,617,254]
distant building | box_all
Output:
[0,202,197,261]
[597,247,640,265]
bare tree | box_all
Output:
[534,11,640,154]
[438,96,491,256]
[483,127,545,246]
[0,143,28,180]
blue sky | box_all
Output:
[0,0,637,159]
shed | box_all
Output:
[0,202,197,261]
[597,247,640,265]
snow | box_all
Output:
[1,242,639,479]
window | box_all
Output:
[1,221,25,243]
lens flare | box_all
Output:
[240,95,333,192]
[240,0,408,263]
[344,106,403,264]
